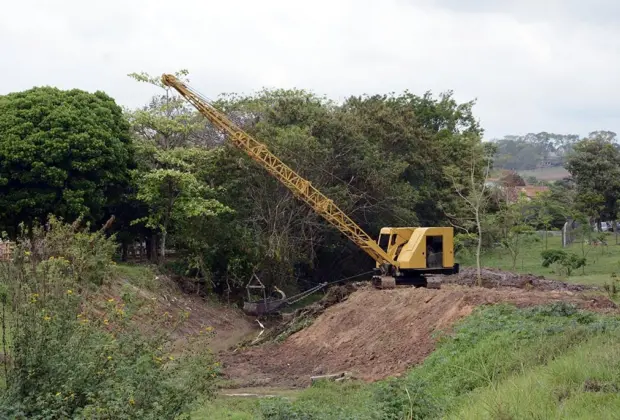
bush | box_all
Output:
[541,249,586,276]
[0,218,219,419]
[371,377,438,420]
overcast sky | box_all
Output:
[1,0,618,139]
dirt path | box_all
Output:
[221,279,615,388]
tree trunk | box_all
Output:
[475,209,482,286]
[160,230,167,264]
[149,233,158,263]
[145,235,153,261]
[121,242,128,262]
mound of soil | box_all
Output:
[221,284,615,388]
[439,267,597,292]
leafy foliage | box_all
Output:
[0,219,219,419]
[0,87,133,237]
[541,249,587,276]
[566,136,620,225]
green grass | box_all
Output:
[459,234,620,286]
[113,263,158,290]
[194,381,374,420]
[450,335,620,419]
[518,167,570,181]
[192,396,260,420]
[195,302,620,419]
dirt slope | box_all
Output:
[99,275,257,353]
[222,283,615,387]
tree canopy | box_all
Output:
[0,86,133,236]
[566,137,620,224]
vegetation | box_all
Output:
[0,71,492,298]
[2,69,620,419]
[492,131,616,171]
[0,87,133,238]
[200,302,620,419]
[0,219,219,418]
[459,234,620,285]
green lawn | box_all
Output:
[458,233,620,286]
[518,166,570,181]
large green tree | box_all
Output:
[212,89,487,285]
[0,87,133,236]
[126,71,234,271]
[126,71,490,295]
[565,137,620,226]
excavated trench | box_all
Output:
[221,268,615,388]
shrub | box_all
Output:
[541,249,586,276]
[0,218,219,419]
[371,377,438,420]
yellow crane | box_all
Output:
[161,74,459,289]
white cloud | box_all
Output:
[1,0,618,138]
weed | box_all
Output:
[0,218,220,419]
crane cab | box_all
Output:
[375,227,459,287]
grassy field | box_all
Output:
[196,303,620,419]
[459,233,620,286]
[518,166,570,181]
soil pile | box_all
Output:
[438,267,597,292]
[222,283,615,387]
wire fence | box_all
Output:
[0,241,14,262]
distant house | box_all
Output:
[504,185,550,203]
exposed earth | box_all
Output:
[218,268,616,388]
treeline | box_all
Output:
[0,70,490,295]
[1,70,616,297]
[492,131,617,170]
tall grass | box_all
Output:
[451,335,620,419]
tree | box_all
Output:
[445,139,495,284]
[0,87,133,237]
[127,71,234,264]
[499,171,526,187]
[131,148,232,262]
[530,191,567,249]
[566,137,620,228]
[494,196,539,270]
[126,70,209,150]
[541,249,586,277]
[587,130,617,143]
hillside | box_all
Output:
[220,270,613,388]
[197,269,620,419]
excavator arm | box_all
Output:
[161,74,396,268]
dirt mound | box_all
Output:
[439,267,597,292]
[221,284,615,387]
[243,283,360,346]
